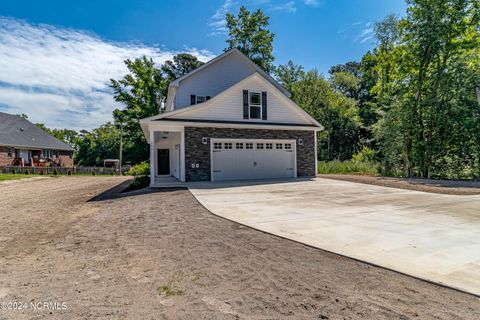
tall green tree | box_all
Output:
[110,56,166,164]
[274,60,305,92]
[374,0,480,178]
[291,70,362,161]
[36,124,78,147]
[329,56,379,151]
[75,123,120,166]
[161,53,204,80]
[225,6,275,72]
[161,53,204,92]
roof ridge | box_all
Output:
[168,48,291,97]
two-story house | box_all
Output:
[141,49,323,185]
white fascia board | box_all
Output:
[149,120,321,132]
[142,122,185,143]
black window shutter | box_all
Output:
[206,96,211,101]
[243,90,249,119]
[190,94,196,105]
[261,91,267,120]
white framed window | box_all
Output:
[224,143,233,149]
[249,92,262,119]
[266,143,273,149]
[214,142,222,150]
[257,143,264,149]
[285,143,292,150]
[7,147,14,158]
[42,149,52,158]
[246,143,253,149]
[276,143,283,149]
[236,142,243,149]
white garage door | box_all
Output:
[211,139,296,181]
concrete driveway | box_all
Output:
[188,178,480,296]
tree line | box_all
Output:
[41,0,480,179]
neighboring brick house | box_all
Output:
[140,49,323,185]
[0,112,74,167]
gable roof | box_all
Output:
[142,72,323,129]
[169,48,291,98]
[0,112,74,151]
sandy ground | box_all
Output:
[319,174,480,195]
[0,176,479,319]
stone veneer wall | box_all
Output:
[184,127,316,182]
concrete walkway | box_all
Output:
[188,178,480,296]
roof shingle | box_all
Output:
[0,112,74,151]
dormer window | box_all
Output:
[196,96,206,104]
[249,92,262,119]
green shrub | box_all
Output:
[126,175,150,191]
[124,162,150,192]
[11,168,16,174]
[24,169,29,175]
[53,169,58,176]
[317,160,380,175]
[92,171,96,176]
[39,170,44,175]
[128,161,150,177]
[67,170,72,176]
[352,146,376,163]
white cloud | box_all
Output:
[208,0,238,36]
[0,17,215,130]
[208,0,319,36]
[304,0,323,7]
[270,1,297,13]
[355,24,374,43]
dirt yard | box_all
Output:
[319,174,480,195]
[0,176,479,319]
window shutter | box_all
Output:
[243,90,249,119]
[206,96,211,101]
[261,91,267,120]
[190,94,196,105]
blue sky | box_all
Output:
[0,0,406,129]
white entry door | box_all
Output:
[211,139,296,181]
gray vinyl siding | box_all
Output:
[174,53,257,109]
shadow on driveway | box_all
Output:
[88,179,186,202]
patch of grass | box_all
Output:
[191,272,204,283]
[0,174,30,181]
[318,160,380,175]
[157,285,184,297]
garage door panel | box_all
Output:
[212,139,295,181]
